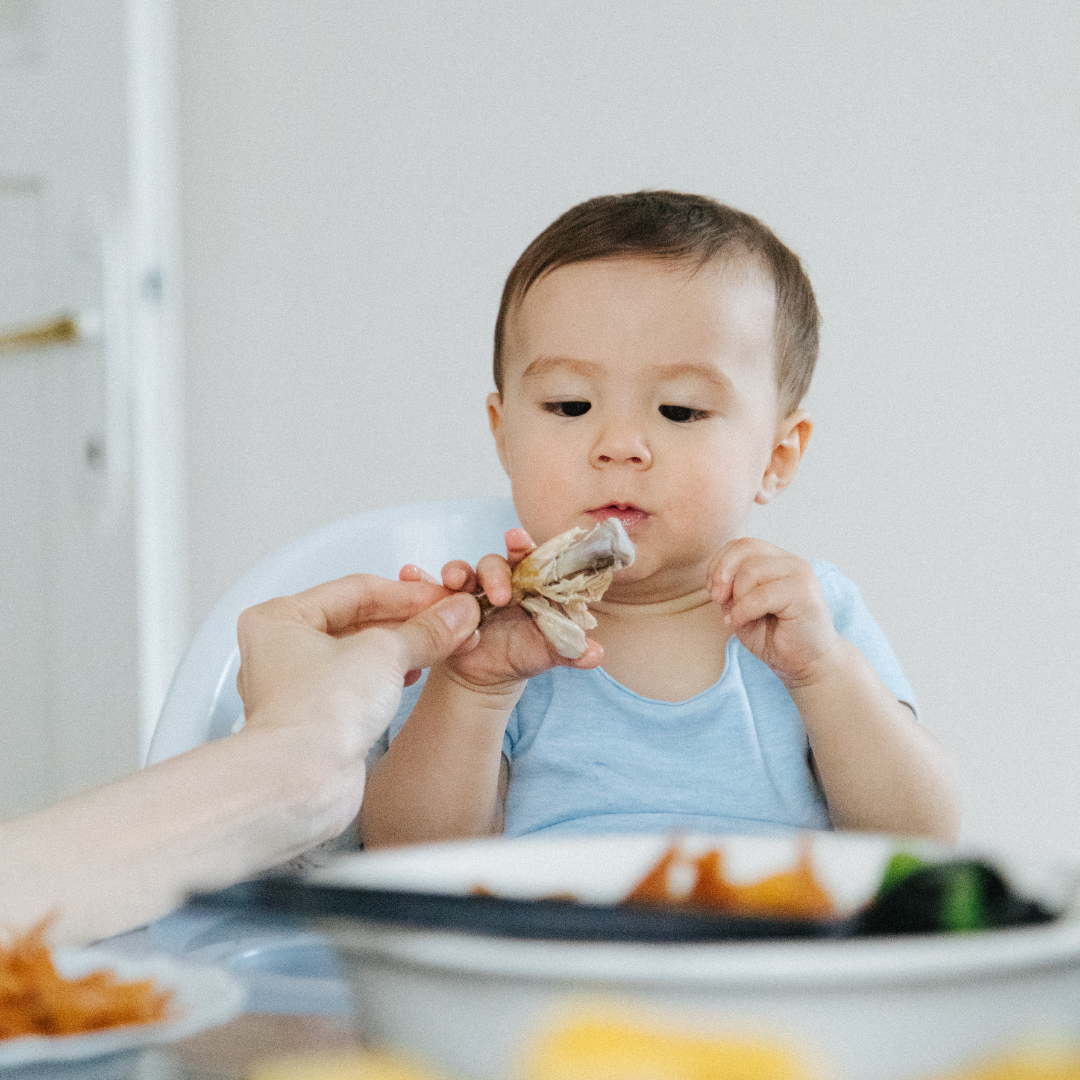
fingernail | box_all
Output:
[435,593,475,633]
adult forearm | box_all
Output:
[0,580,483,946]
[0,725,362,945]
[787,639,961,841]
[360,666,519,847]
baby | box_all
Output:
[360,191,960,845]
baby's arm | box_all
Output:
[707,540,961,842]
[360,530,603,848]
[360,661,518,846]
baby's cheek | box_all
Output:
[510,492,560,545]
[512,480,581,541]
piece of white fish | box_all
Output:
[499,518,636,659]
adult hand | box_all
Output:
[236,574,482,750]
[0,575,481,945]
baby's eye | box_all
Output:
[543,401,592,417]
[659,404,709,423]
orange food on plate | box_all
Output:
[0,920,172,1039]
[625,837,833,920]
[622,843,683,905]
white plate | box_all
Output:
[300,833,1080,1080]
[0,949,246,1067]
[308,831,926,913]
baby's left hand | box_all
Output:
[706,538,841,687]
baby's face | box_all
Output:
[489,256,791,602]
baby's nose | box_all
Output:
[590,425,652,469]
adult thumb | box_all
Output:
[395,593,481,673]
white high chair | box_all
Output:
[146,496,519,766]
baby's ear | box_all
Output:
[487,392,510,473]
[756,410,812,505]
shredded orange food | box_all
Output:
[625,837,834,920]
[0,919,173,1039]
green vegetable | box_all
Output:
[877,852,927,897]
[940,864,986,932]
[858,860,1053,936]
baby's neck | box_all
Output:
[590,589,713,618]
[589,589,728,702]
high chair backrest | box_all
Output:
[146,496,519,766]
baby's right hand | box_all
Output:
[399,528,603,692]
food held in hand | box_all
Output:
[494,519,635,659]
[0,920,172,1039]
[625,837,834,921]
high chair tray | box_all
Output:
[192,875,855,943]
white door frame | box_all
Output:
[128,0,187,760]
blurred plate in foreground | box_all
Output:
[0,950,245,1067]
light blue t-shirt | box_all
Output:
[379,561,916,838]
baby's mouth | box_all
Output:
[586,503,650,528]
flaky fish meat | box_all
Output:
[494,518,635,659]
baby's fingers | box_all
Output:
[707,540,786,604]
[724,577,796,630]
[706,540,760,604]
[441,560,479,593]
[504,528,536,568]
[705,552,730,604]
[566,639,604,670]
[476,552,514,606]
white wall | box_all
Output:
[177,2,1080,860]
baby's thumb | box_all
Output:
[395,593,481,673]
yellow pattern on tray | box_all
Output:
[245,1030,1080,1080]
[519,1013,816,1080]
[933,1043,1080,1079]
[250,1050,443,1080]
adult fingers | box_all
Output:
[240,575,450,642]
[395,593,482,673]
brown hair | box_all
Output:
[493,191,820,414]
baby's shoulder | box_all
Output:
[809,559,862,611]
[808,560,881,637]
